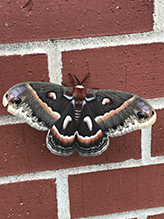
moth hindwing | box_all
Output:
[3,76,156,157]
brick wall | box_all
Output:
[0,0,164,218]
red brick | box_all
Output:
[151,109,164,157]
[0,179,57,218]
[147,214,164,219]
[0,54,49,115]
[0,0,154,44]
[62,43,164,99]
[0,124,141,177]
[68,164,164,218]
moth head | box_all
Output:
[3,84,29,114]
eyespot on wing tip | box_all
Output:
[142,110,157,129]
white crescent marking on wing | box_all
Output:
[102,98,111,105]
[47,92,57,100]
[83,116,93,131]
[63,115,72,130]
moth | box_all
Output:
[3,74,156,157]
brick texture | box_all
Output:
[0,0,153,44]
[0,179,57,218]
[69,164,164,218]
[151,109,164,157]
[0,54,49,114]
[62,43,164,99]
[147,214,164,219]
[0,124,141,177]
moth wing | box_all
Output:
[76,103,109,157]
[46,102,77,156]
[86,89,156,137]
[3,81,72,131]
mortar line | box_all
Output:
[76,206,164,219]
[0,156,162,186]
[1,153,164,186]
[47,47,62,84]
[56,175,71,219]
[141,126,152,165]
[0,31,164,57]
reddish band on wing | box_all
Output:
[95,96,135,124]
[77,129,104,144]
[51,125,76,144]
